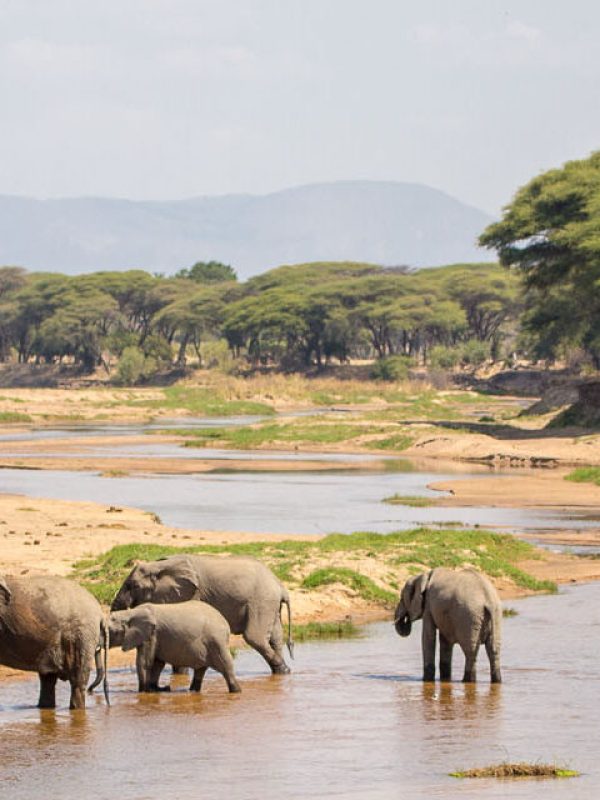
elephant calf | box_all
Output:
[394,567,502,683]
[0,574,109,709]
[111,554,293,675]
[109,601,241,694]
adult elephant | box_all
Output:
[394,567,502,683]
[0,574,109,709]
[111,555,294,674]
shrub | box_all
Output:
[429,345,461,370]
[370,355,411,382]
[461,339,491,366]
[113,346,160,386]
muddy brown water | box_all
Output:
[1,583,599,799]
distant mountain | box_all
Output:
[0,181,494,278]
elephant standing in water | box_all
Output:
[109,601,241,693]
[111,554,294,674]
[394,567,502,683]
[0,574,109,708]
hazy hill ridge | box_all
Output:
[0,181,493,278]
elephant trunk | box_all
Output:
[394,601,412,637]
[394,615,412,637]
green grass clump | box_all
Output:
[127,386,275,417]
[301,567,397,605]
[502,607,519,617]
[383,494,438,507]
[182,420,374,449]
[291,620,360,641]
[0,411,33,423]
[370,434,413,451]
[450,763,578,779]
[565,467,600,486]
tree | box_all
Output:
[176,261,238,284]
[479,151,600,365]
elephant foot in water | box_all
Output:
[271,663,291,675]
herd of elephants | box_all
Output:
[0,553,502,709]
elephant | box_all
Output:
[111,554,293,674]
[0,574,109,709]
[394,567,502,683]
[109,601,241,694]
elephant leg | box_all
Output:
[38,673,58,709]
[421,613,436,682]
[462,646,480,683]
[485,637,502,684]
[148,659,169,692]
[212,648,242,693]
[269,616,288,671]
[69,664,90,710]
[439,633,454,682]
[190,667,207,692]
[244,612,288,675]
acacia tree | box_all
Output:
[479,151,600,365]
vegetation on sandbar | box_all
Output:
[565,467,600,486]
[73,527,557,607]
[450,762,578,779]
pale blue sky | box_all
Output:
[0,0,598,212]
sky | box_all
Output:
[0,0,598,214]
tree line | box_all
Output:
[1,148,597,381]
[0,260,519,380]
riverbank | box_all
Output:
[2,493,599,607]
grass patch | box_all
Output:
[181,420,379,449]
[450,762,578,779]
[301,567,397,605]
[0,411,33,423]
[370,434,413,451]
[383,494,438,507]
[127,386,275,417]
[72,527,557,606]
[565,467,600,486]
[502,607,519,617]
[291,620,360,641]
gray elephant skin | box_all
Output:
[109,601,241,693]
[111,554,293,674]
[0,574,109,709]
[394,567,502,683]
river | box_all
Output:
[0,582,597,799]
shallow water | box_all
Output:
[0,465,581,535]
[1,582,598,799]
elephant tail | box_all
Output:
[281,589,294,660]
[88,618,110,705]
[102,617,110,706]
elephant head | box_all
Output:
[111,556,200,611]
[394,572,431,637]
[108,610,130,648]
[0,576,11,606]
[120,606,157,652]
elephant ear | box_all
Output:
[122,607,156,652]
[154,556,200,602]
[406,573,429,621]
[0,576,11,606]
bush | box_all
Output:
[370,355,411,382]
[113,346,159,386]
[461,340,491,367]
[429,345,461,369]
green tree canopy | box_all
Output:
[176,261,238,284]
[479,151,600,364]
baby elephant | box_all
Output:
[394,567,502,683]
[109,601,241,694]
